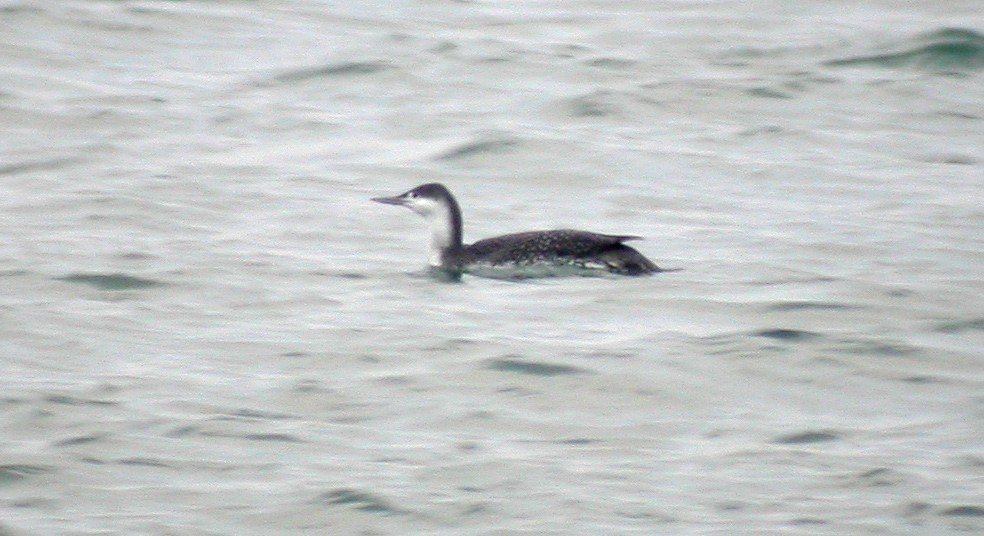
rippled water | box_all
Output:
[2,1,983,535]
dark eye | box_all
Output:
[407,192,417,198]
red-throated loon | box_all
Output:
[372,183,661,278]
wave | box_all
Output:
[825,28,984,71]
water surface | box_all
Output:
[1,1,983,535]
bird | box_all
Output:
[372,183,661,279]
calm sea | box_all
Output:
[1,1,982,534]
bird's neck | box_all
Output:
[426,199,463,267]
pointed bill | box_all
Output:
[372,195,406,206]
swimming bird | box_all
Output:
[372,183,661,278]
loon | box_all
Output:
[372,183,661,278]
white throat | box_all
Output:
[426,203,454,267]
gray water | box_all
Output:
[2,1,983,535]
